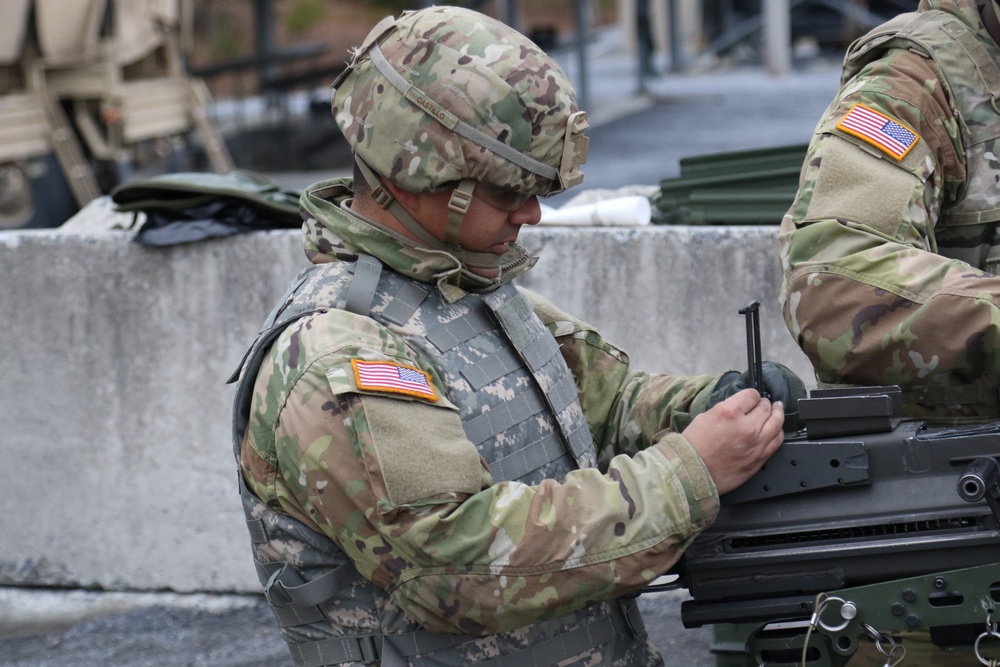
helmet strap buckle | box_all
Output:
[355,156,396,209]
[447,186,473,217]
[445,180,476,247]
[558,111,590,191]
[371,184,394,209]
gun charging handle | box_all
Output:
[739,300,768,399]
[958,457,1000,522]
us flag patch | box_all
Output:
[351,359,438,401]
[836,104,919,160]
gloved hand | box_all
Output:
[709,361,806,431]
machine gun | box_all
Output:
[668,302,1000,665]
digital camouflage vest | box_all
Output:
[230,255,657,667]
[843,8,1000,274]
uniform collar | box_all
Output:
[300,178,537,296]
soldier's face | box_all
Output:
[416,183,542,277]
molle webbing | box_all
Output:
[231,252,595,487]
[345,253,383,315]
[240,468,644,667]
[272,255,597,480]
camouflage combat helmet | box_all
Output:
[329,6,589,268]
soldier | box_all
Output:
[781,0,1000,426]
[780,0,1000,663]
[230,6,802,666]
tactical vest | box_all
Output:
[230,254,655,667]
[843,8,1000,274]
[832,9,1000,420]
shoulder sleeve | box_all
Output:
[780,49,1000,391]
[790,49,961,241]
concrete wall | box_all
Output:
[0,225,813,594]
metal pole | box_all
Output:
[500,0,521,31]
[667,0,682,72]
[763,0,792,76]
[573,0,591,113]
[637,0,648,93]
[254,0,279,110]
[254,0,275,86]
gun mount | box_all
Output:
[678,389,1000,629]
[670,303,1000,665]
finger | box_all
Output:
[760,407,786,457]
[746,400,783,448]
[727,387,764,414]
[762,431,784,462]
[749,393,776,421]
[761,400,784,436]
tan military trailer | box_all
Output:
[0,0,231,229]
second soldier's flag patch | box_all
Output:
[836,104,919,160]
[352,359,438,401]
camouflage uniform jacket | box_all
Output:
[232,178,722,666]
[780,0,1000,422]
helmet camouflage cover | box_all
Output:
[331,6,589,197]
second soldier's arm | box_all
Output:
[780,48,1000,396]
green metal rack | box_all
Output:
[651,143,808,225]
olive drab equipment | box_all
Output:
[229,230,654,664]
[674,384,1000,665]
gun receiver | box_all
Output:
[676,385,1000,639]
[669,302,1000,664]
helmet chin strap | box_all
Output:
[355,158,504,270]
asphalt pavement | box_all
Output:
[0,39,845,667]
[0,588,713,667]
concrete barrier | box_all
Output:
[0,224,813,594]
